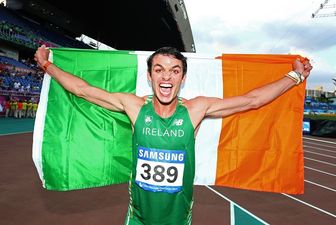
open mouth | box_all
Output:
[159,83,173,95]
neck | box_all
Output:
[152,96,178,118]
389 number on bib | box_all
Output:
[140,163,178,183]
[135,159,185,193]
[135,147,185,193]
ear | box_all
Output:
[181,74,186,84]
[147,71,152,82]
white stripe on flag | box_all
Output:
[32,52,54,187]
[135,52,223,185]
[135,52,153,97]
[182,54,222,185]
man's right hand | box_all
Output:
[34,45,50,69]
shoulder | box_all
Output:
[180,96,211,129]
[122,94,147,125]
[120,93,146,106]
[182,96,210,111]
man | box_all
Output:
[27,100,33,118]
[34,45,312,225]
[22,100,27,118]
[5,99,10,117]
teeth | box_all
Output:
[160,83,172,88]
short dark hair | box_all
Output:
[147,47,187,75]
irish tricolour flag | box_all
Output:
[33,48,305,194]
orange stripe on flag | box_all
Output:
[215,54,305,194]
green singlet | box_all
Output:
[125,95,195,225]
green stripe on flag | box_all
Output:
[231,203,269,225]
[42,48,137,190]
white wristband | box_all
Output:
[286,71,305,85]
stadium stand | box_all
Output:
[0,55,33,70]
[0,5,91,49]
[304,101,336,115]
[0,5,94,117]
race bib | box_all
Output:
[135,146,185,193]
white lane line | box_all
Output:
[305,166,336,177]
[305,180,336,192]
[303,137,336,145]
[305,157,336,166]
[282,193,336,218]
[0,131,32,136]
[205,185,233,203]
[303,141,336,150]
[205,185,269,225]
[304,150,336,159]
[304,145,336,153]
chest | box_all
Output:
[135,108,193,145]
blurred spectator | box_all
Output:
[11,99,17,118]
[5,99,10,117]
[13,81,20,90]
[27,100,33,118]
[26,84,31,93]
[17,100,23,118]
[32,101,38,118]
[22,100,27,118]
[0,99,3,113]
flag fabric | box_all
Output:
[33,48,305,194]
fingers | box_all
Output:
[34,50,38,62]
[34,45,50,63]
[299,57,309,63]
[293,58,304,71]
[303,60,313,71]
[39,44,49,50]
[34,50,39,63]
[34,47,44,67]
[296,57,313,72]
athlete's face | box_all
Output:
[148,54,186,105]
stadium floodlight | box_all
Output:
[312,0,336,18]
[76,34,115,50]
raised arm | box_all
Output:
[34,45,144,124]
[186,58,313,128]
